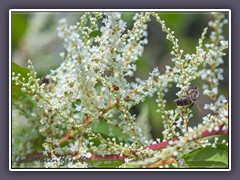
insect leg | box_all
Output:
[189,101,195,108]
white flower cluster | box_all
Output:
[201,12,228,100]
[152,12,228,143]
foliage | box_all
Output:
[12,12,229,169]
[183,144,228,168]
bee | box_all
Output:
[40,77,50,85]
[40,76,56,93]
[174,85,199,108]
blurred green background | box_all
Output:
[12,12,229,140]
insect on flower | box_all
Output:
[40,77,50,85]
[40,76,56,93]
[174,85,199,108]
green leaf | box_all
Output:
[186,161,227,168]
[124,163,140,168]
[12,62,30,78]
[12,63,31,100]
[92,120,130,142]
[12,14,28,48]
[216,143,228,152]
[183,144,228,168]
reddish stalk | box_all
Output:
[21,125,228,163]
[59,132,72,143]
[144,124,228,151]
[88,125,228,161]
[147,158,177,168]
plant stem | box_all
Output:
[88,124,228,160]
[144,124,228,151]
[21,125,228,163]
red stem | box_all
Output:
[144,125,228,151]
[88,125,228,161]
[23,125,228,162]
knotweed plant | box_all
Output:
[11,11,229,169]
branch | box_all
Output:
[59,132,72,143]
[87,125,228,160]
[147,158,177,168]
[143,124,228,150]
[21,125,228,163]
